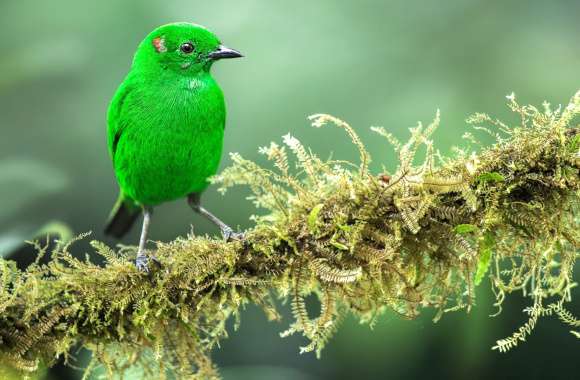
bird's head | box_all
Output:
[132,23,242,76]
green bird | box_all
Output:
[104,22,243,272]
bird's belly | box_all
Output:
[115,125,224,206]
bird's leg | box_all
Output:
[187,193,244,241]
[135,207,159,272]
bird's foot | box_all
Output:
[135,254,149,273]
[221,225,245,242]
[135,253,161,273]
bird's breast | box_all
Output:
[113,75,227,204]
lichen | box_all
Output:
[0,92,578,379]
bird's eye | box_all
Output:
[180,42,195,54]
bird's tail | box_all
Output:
[104,195,141,239]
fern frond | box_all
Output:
[493,298,543,352]
[421,175,465,193]
[399,204,421,234]
[371,126,401,151]
[283,134,318,183]
[91,240,124,266]
[311,259,362,284]
[310,114,370,176]
[289,258,313,336]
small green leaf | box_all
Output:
[330,233,349,250]
[337,224,352,232]
[330,241,349,251]
[454,224,478,234]
[477,172,505,183]
[567,134,579,152]
[475,249,491,285]
[307,203,324,233]
[475,232,495,285]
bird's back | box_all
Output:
[107,72,226,206]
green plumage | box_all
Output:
[105,22,242,269]
[108,23,227,208]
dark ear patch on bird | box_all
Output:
[152,37,167,53]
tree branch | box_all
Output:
[1,93,579,379]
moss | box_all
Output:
[0,92,578,378]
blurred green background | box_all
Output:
[1,0,579,379]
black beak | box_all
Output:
[208,45,243,60]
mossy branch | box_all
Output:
[1,93,579,379]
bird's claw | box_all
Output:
[135,254,150,273]
[221,226,245,242]
[135,254,161,273]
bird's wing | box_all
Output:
[107,81,135,162]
